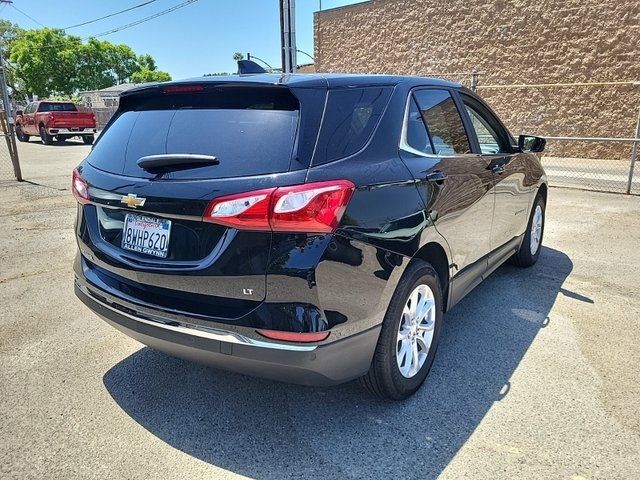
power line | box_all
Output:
[88,0,200,39]
[64,0,159,30]
[10,4,45,27]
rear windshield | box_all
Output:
[38,102,77,112]
[87,86,300,180]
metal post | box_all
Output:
[0,62,22,181]
[626,108,640,195]
[470,69,479,92]
[279,0,297,73]
[290,0,297,73]
[281,0,291,73]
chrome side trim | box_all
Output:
[77,282,317,352]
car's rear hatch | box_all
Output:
[76,80,326,321]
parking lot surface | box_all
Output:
[1,140,640,479]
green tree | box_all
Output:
[9,28,81,97]
[137,54,157,71]
[8,27,170,98]
[233,52,244,61]
[109,43,140,83]
[131,68,171,83]
[0,20,22,60]
[0,20,24,98]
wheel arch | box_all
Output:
[411,241,450,312]
[537,182,548,204]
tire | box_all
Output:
[360,260,443,400]
[39,126,53,145]
[16,125,29,142]
[82,135,94,145]
[511,193,545,267]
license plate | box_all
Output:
[121,214,171,258]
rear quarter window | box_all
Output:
[313,87,392,165]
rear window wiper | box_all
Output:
[137,154,219,171]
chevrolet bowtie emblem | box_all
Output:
[120,194,146,208]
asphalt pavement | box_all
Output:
[1,140,639,479]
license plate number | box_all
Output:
[121,214,171,258]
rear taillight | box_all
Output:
[72,168,90,204]
[256,329,330,343]
[203,188,274,231]
[203,180,355,233]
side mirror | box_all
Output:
[16,110,23,116]
[518,134,546,153]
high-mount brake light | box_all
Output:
[256,329,330,343]
[203,180,355,233]
[72,168,90,204]
[162,84,205,94]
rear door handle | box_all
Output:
[425,170,447,183]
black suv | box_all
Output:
[73,74,547,399]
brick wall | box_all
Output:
[314,0,640,159]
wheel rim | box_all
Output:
[396,284,436,378]
[530,204,543,255]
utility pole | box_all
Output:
[0,0,23,181]
[279,0,297,73]
[0,0,15,123]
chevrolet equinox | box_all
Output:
[73,74,547,400]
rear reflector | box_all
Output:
[72,168,90,204]
[203,180,355,233]
[256,329,330,343]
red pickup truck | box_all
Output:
[15,101,97,145]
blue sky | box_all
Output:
[1,0,367,79]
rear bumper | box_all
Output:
[75,280,380,386]
[48,127,96,135]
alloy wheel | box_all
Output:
[530,204,543,255]
[396,284,436,378]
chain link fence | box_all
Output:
[541,138,639,195]
[0,110,21,182]
[421,72,640,195]
[0,132,15,180]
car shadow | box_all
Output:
[103,246,572,479]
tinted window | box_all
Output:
[405,97,433,154]
[314,87,392,164]
[464,102,510,154]
[87,87,300,180]
[38,102,77,112]
[413,90,471,155]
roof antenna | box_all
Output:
[237,60,267,75]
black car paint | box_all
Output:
[73,73,546,384]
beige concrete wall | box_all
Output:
[314,0,640,159]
